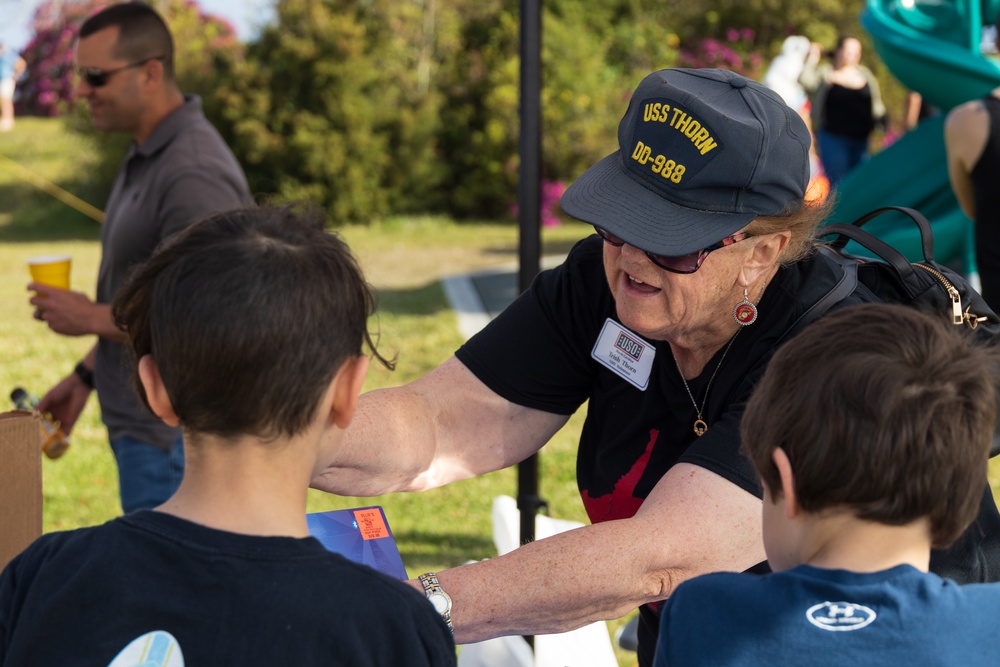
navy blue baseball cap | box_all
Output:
[561,68,811,257]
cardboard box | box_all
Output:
[0,410,42,569]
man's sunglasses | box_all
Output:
[593,225,751,274]
[77,56,167,88]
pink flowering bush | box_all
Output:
[510,179,567,228]
[14,1,99,117]
[677,27,764,79]
[541,180,565,227]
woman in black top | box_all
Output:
[799,36,887,187]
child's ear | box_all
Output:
[328,355,370,429]
[771,447,800,519]
[137,355,180,427]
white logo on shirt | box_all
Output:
[806,601,877,631]
[107,630,185,666]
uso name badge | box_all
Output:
[591,318,656,390]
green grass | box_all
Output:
[0,118,640,664]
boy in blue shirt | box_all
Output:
[655,303,1000,665]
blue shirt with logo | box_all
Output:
[654,564,1000,666]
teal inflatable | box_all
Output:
[823,0,1000,273]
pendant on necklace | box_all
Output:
[693,419,708,436]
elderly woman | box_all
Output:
[312,68,1000,666]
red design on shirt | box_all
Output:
[581,429,657,523]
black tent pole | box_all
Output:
[516,0,544,633]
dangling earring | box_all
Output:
[733,284,758,326]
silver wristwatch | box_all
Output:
[418,572,453,633]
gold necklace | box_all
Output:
[671,329,741,437]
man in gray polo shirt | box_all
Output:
[28,3,253,513]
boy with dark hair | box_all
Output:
[2,207,456,666]
[654,303,1000,665]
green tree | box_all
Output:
[225,1,385,221]
[208,0,451,223]
[434,0,682,218]
[432,1,519,217]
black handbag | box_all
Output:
[813,205,1000,335]
[819,206,1000,336]
[812,205,1000,456]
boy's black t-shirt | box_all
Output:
[456,234,1000,666]
[0,511,456,667]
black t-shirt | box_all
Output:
[971,95,1000,311]
[0,511,455,667]
[458,236,859,515]
[456,234,1000,666]
[824,83,876,138]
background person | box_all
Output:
[0,43,26,132]
[903,90,938,132]
[761,35,827,200]
[761,35,811,113]
[311,67,1000,666]
[1,206,455,666]
[945,24,1000,310]
[655,303,1000,666]
[27,3,253,513]
[799,36,887,187]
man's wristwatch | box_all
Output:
[73,361,94,389]
[418,572,453,633]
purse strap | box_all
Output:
[817,206,938,293]
[823,205,935,261]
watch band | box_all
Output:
[73,361,94,389]
[418,572,453,633]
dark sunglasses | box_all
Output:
[593,225,751,274]
[77,56,167,88]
